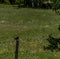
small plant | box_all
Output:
[44,34,60,52]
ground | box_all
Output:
[0,4,60,59]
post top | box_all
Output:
[15,36,19,40]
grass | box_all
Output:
[0,4,60,59]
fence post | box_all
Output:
[15,36,19,59]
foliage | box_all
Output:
[0,0,4,3]
[0,0,54,8]
[44,34,60,52]
[53,0,60,14]
[4,0,10,4]
[0,0,19,5]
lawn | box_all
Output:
[0,4,60,59]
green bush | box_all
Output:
[44,34,60,52]
[16,0,20,4]
[4,0,10,4]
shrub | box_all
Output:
[44,34,60,52]
[4,0,10,4]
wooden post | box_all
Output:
[15,36,19,59]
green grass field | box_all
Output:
[0,4,60,59]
